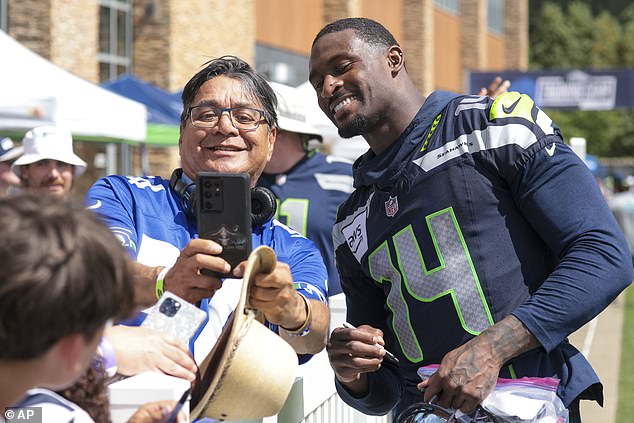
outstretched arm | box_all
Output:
[105,325,197,382]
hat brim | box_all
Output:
[12,153,87,177]
[0,146,23,163]
[190,246,298,421]
[277,116,323,141]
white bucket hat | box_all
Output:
[0,137,23,163]
[12,126,87,177]
[270,82,323,141]
[190,246,298,421]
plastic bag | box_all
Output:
[417,366,569,423]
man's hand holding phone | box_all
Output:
[160,238,231,304]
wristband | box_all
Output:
[280,293,312,337]
[155,266,169,300]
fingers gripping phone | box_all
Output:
[196,172,252,277]
[141,291,207,345]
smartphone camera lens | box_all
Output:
[159,297,181,317]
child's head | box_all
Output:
[0,193,134,387]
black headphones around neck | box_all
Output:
[169,168,277,226]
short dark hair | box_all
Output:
[313,17,399,49]
[180,55,278,130]
[0,193,135,359]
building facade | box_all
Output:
[0,0,528,195]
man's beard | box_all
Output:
[338,114,370,139]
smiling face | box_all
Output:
[178,75,276,186]
[22,159,74,196]
[309,29,393,139]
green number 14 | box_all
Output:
[368,207,494,362]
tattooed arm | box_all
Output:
[417,315,539,413]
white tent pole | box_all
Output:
[106,143,117,176]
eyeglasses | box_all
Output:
[189,105,266,131]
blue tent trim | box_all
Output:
[102,75,182,125]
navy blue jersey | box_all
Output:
[85,174,327,362]
[259,150,353,295]
[333,91,633,415]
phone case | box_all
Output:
[141,291,207,345]
[196,172,252,272]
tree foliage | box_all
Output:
[530,1,634,157]
[622,4,634,67]
[529,3,575,69]
[591,11,621,68]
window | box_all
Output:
[0,0,7,31]
[487,0,505,35]
[434,0,459,14]
[98,0,132,82]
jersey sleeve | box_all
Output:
[85,176,139,258]
[490,103,634,352]
[286,235,328,303]
[335,363,403,416]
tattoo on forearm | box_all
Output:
[484,315,539,364]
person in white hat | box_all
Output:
[258,82,354,297]
[0,137,23,196]
[12,126,87,196]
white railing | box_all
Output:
[252,294,391,423]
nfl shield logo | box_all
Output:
[385,196,398,217]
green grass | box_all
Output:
[616,284,634,421]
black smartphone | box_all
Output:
[196,172,252,276]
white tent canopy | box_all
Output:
[0,30,146,142]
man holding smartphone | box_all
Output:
[85,56,329,363]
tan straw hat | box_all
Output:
[190,246,298,421]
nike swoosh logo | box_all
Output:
[86,200,102,210]
[545,144,556,157]
[502,97,521,115]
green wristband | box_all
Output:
[155,267,169,300]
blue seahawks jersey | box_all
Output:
[333,91,633,415]
[259,150,353,295]
[85,174,327,361]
